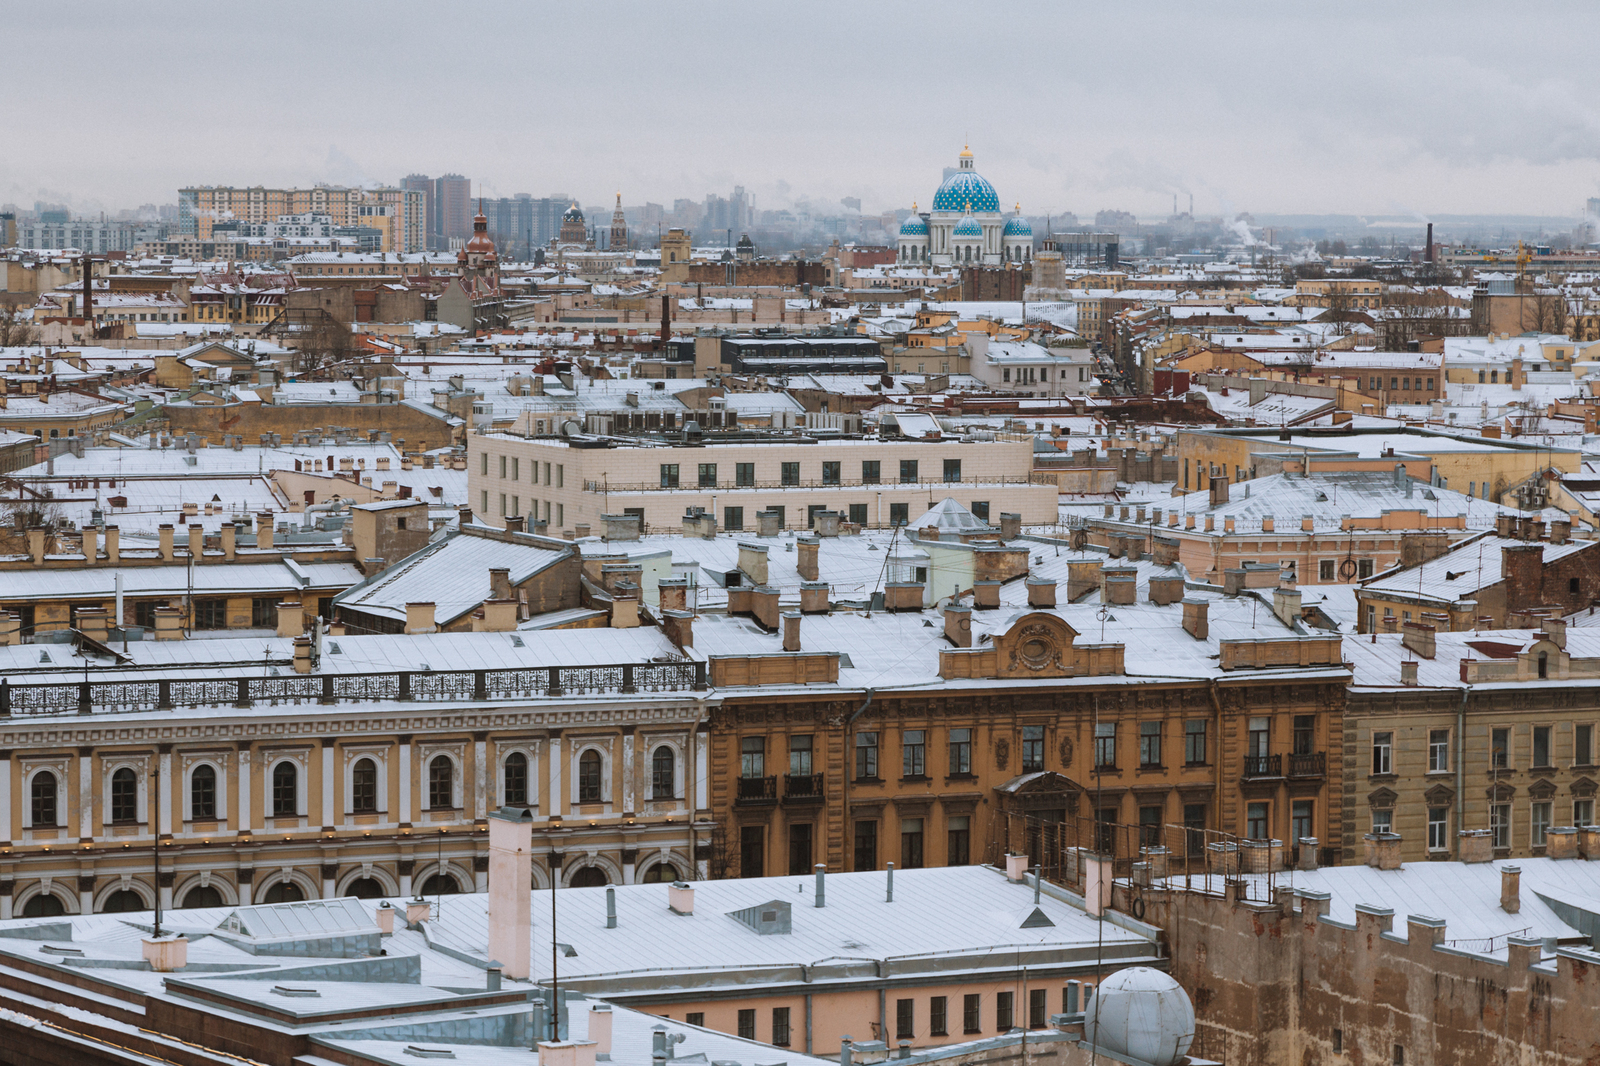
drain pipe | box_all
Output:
[1457,686,1469,855]
[840,687,875,871]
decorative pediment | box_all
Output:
[996,770,1084,796]
[1528,777,1558,800]
[994,613,1080,678]
[1422,783,1456,805]
[1367,787,1399,809]
[1572,776,1598,799]
[1487,781,1517,801]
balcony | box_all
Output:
[1241,754,1282,780]
[735,775,777,805]
[783,773,825,803]
[1288,752,1327,779]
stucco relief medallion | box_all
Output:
[994,735,1010,771]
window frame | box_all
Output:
[901,729,926,779]
[1184,720,1208,766]
[855,732,879,780]
[1371,731,1393,775]
[577,749,603,803]
[1138,721,1161,768]
[271,760,298,818]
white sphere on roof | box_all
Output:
[1081,967,1195,1066]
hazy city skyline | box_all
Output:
[6,1,1600,223]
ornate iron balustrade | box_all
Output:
[1287,752,1326,779]
[0,659,708,717]
[1241,754,1282,779]
[735,775,778,804]
[782,773,825,802]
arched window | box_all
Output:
[420,873,459,895]
[181,885,225,909]
[22,893,65,917]
[503,751,528,807]
[569,866,609,888]
[31,771,57,827]
[263,881,304,904]
[191,764,216,820]
[428,755,454,810]
[651,746,675,800]
[272,761,297,817]
[640,863,675,884]
[102,889,145,913]
[344,877,385,899]
[578,750,602,803]
[111,768,138,823]
[352,758,377,813]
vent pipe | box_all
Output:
[1033,865,1042,904]
[814,863,826,908]
[606,885,617,928]
[886,861,894,903]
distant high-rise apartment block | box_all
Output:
[176,184,424,252]
[400,174,472,250]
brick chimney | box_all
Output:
[658,578,689,614]
[1501,865,1520,913]
[105,524,119,564]
[1363,832,1402,870]
[405,602,437,634]
[782,610,802,652]
[1026,577,1057,608]
[1182,598,1209,641]
[1458,829,1492,863]
[1209,475,1229,506]
[799,581,830,613]
[276,601,303,638]
[944,604,972,648]
[973,580,1001,609]
[1502,543,1546,614]
[256,513,274,551]
[796,534,820,582]
[487,807,535,979]
[489,567,512,600]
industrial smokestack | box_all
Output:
[1425,223,1434,264]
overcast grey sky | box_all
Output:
[6,1,1599,220]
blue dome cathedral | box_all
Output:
[932,146,999,213]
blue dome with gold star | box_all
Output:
[934,171,999,213]
[1003,214,1032,237]
[899,214,928,237]
[952,212,983,238]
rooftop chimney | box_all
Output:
[668,881,695,915]
[782,610,801,652]
[814,864,826,908]
[1501,865,1520,913]
[1459,829,1492,864]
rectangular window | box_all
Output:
[1139,721,1161,767]
[1492,802,1511,849]
[822,461,841,485]
[1575,799,1594,827]
[735,462,755,487]
[995,991,1014,1032]
[788,823,812,876]
[947,815,970,866]
[1428,807,1448,851]
[889,502,909,526]
[1184,804,1206,856]
[1029,988,1047,1030]
[1533,726,1551,768]
[1184,720,1207,765]
[862,460,881,484]
[902,730,926,778]
[855,732,879,779]
[1246,801,1269,840]
[901,818,924,869]
[251,596,276,628]
[1358,558,1375,578]
[895,999,914,1040]
[1493,728,1510,769]
[723,506,744,531]
[740,736,765,778]
[772,1007,791,1047]
[481,452,488,475]
[970,500,989,521]
[557,464,563,488]
[499,455,507,478]
[930,996,948,1037]
[194,598,227,630]
[481,490,488,513]
[1248,717,1270,758]
[697,462,717,488]
[943,458,961,483]
[949,728,972,775]
[1293,715,1315,756]
[1332,1029,1343,1054]
[790,735,814,775]
[781,462,800,486]
[687,1012,705,1027]
[900,459,919,484]
[963,994,981,1034]
[1094,722,1116,768]
[1139,804,1162,848]
[511,458,519,481]
[1292,799,1313,847]
[1532,801,1552,847]
[1319,558,1335,581]
[1428,729,1450,772]
[737,1009,756,1041]
[1372,731,1392,775]
[848,502,868,526]
[659,463,679,488]
[1022,725,1045,772]
[854,820,877,871]
[1578,724,1594,767]
[740,825,764,878]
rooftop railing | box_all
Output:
[0,660,708,717]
